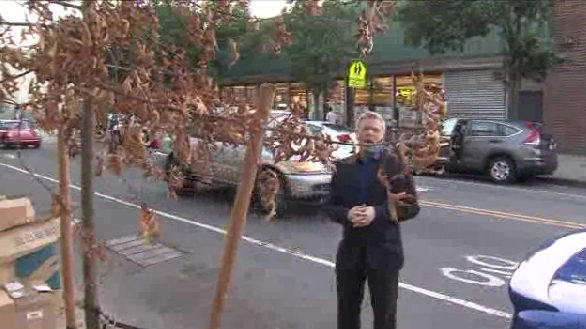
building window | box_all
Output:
[274,83,289,110]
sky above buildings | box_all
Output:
[2,0,289,22]
[1,0,290,46]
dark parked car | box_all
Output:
[440,118,558,183]
[508,229,586,329]
[0,119,41,148]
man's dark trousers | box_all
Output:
[327,148,420,329]
[336,267,399,329]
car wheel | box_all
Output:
[254,168,288,219]
[33,142,41,149]
[166,153,200,193]
[488,156,517,184]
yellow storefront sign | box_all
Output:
[348,60,366,88]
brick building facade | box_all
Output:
[544,0,586,153]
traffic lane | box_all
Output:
[399,204,575,315]
[6,144,586,203]
[6,146,586,229]
[417,174,586,201]
[0,150,577,314]
[0,165,510,329]
[6,146,586,231]
[0,154,575,313]
[0,146,57,173]
[415,175,586,226]
[431,172,586,196]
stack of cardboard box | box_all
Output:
[0,196,61,329]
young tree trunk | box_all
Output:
[57,128,77,329]
[313,91,322,121]
[80,99,99,329]
[506,72,521,120]
[347,85,355,127]
[207,84,276,329]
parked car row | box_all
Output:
[154,111,561,214]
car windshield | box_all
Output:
[552,247,586,285]
[322,123,352,132]
[441,118,458,135]
[0,121,30,130]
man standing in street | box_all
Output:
[327,111,420,329]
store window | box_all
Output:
[353,85,369,107]
[232,85,247,104]
[372,77,393,104]
[219,86,232,102]
[290,82,310,117]
[325,80,346,124]
[371,76,394,125]
[395,72,443,128]
[246,85,257,104]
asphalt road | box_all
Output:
[1,142,586,329]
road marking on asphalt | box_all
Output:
[416,176,586,201]
[420,200,586,229]
[1,154,16,159]
[0,161,512,319]
[441,255,518,288]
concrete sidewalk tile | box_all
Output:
[55,305,86,329]
[553,154,586,181]
[539,153,586,187]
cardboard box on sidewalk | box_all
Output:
[0,289,16,329]
[1,282,57,329]
[0,217,61,290]
[0,197,36,233]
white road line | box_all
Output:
[0,161,512,320]
[416,176,586,200]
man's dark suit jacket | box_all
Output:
[327,148,420,270]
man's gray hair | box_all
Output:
[355,111,386,131]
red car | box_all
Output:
[0,120,41,148]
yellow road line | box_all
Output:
[420,200,586,229]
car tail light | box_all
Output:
[337,133,352,144]
[523,122,540,145]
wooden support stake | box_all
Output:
[80,98,100,329]
[57,128,77,329]
[207,83,276,329]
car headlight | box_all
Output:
[276,160,327,175]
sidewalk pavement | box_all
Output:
[539,153,586,188]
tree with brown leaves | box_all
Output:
[0,0,444,328]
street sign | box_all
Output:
[348,60,366,88]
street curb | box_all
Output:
[536,176,586,189]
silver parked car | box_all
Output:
[158,111,333,214]
[442,118,558,183]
